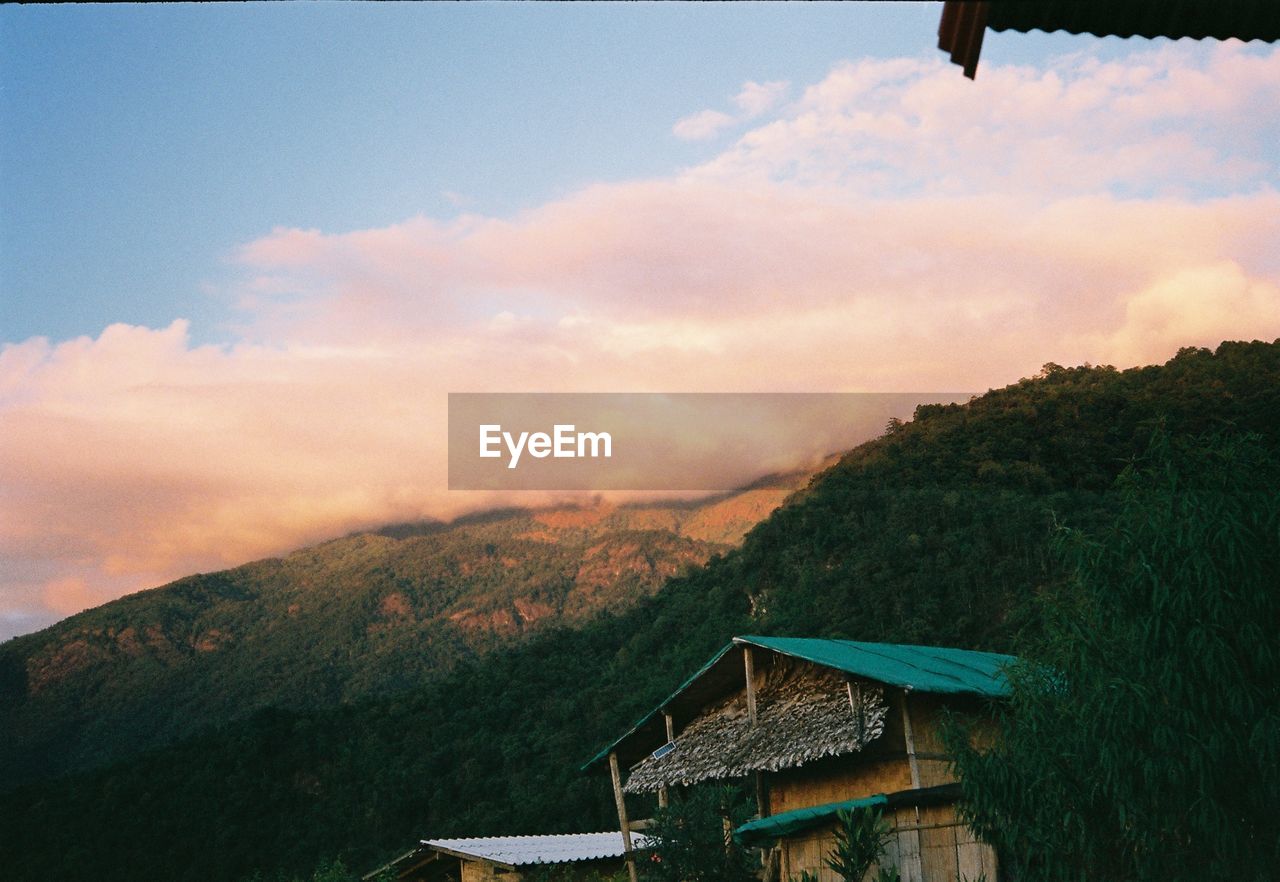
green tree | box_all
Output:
[824,807,898,882]
[950,431,1280,882]
[641,785,758,882]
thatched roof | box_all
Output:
[584,636,1011,775]
[623,658,887,793]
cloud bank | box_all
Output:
[4,44,1279,638]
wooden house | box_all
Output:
[366,832,649,882]
[584,636,1013,882]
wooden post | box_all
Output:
[896,693,926,882]
[609,750,639,882]
[900,689,924,838]
[744,646,769,830]
[900,692,922,790]
[658,711,675,808]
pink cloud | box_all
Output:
[42,577,115,617]
[1089,261,1280,365]
[233,184,1280,342]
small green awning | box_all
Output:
[734,784,963,849]
[734,794,887,848]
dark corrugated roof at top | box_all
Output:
[939,0,1280,79]
[986,0,1280,41]
[582,636,1013,773]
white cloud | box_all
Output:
[674,79,790,141]
[673,109,736,141]
[733,80,789,117]
[694,45,1280,197]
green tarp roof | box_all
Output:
[583,636,1013,771]
[734,794,887,848]
[733,784,964,847]
[739,636,1014,697]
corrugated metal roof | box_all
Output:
[938,0,991,79]
[939,0,1280,79]
[985,0,1280,41]
[582,637,1013,772]
[420,832,650,868]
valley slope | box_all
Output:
[0,471,813,789]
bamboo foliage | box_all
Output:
[949,431,1280,882]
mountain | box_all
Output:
[0,470,815,790]
[2,341,1277,882]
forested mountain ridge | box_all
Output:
[0,471,812,791]
[2,340,1278,882]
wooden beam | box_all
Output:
[658,711,675,808]
[743,647,768,823]
[890,819,968,834]
[361,847,430,881]
[900,690,923,835]
[901,691,922,790]
[609,750,639,882]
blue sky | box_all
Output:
[3,3,1278,639]
[3,1,1109,346]
[4,3,906,342]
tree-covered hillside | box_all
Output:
[0,475,807,790]
[2,341,1277,882]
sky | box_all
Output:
[2,3,1279,640]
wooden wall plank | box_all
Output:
[917,805,958,882]
[770,755,912,815]
[894,806,923,882]
[977,841,999,881]
[955,821,984,882]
